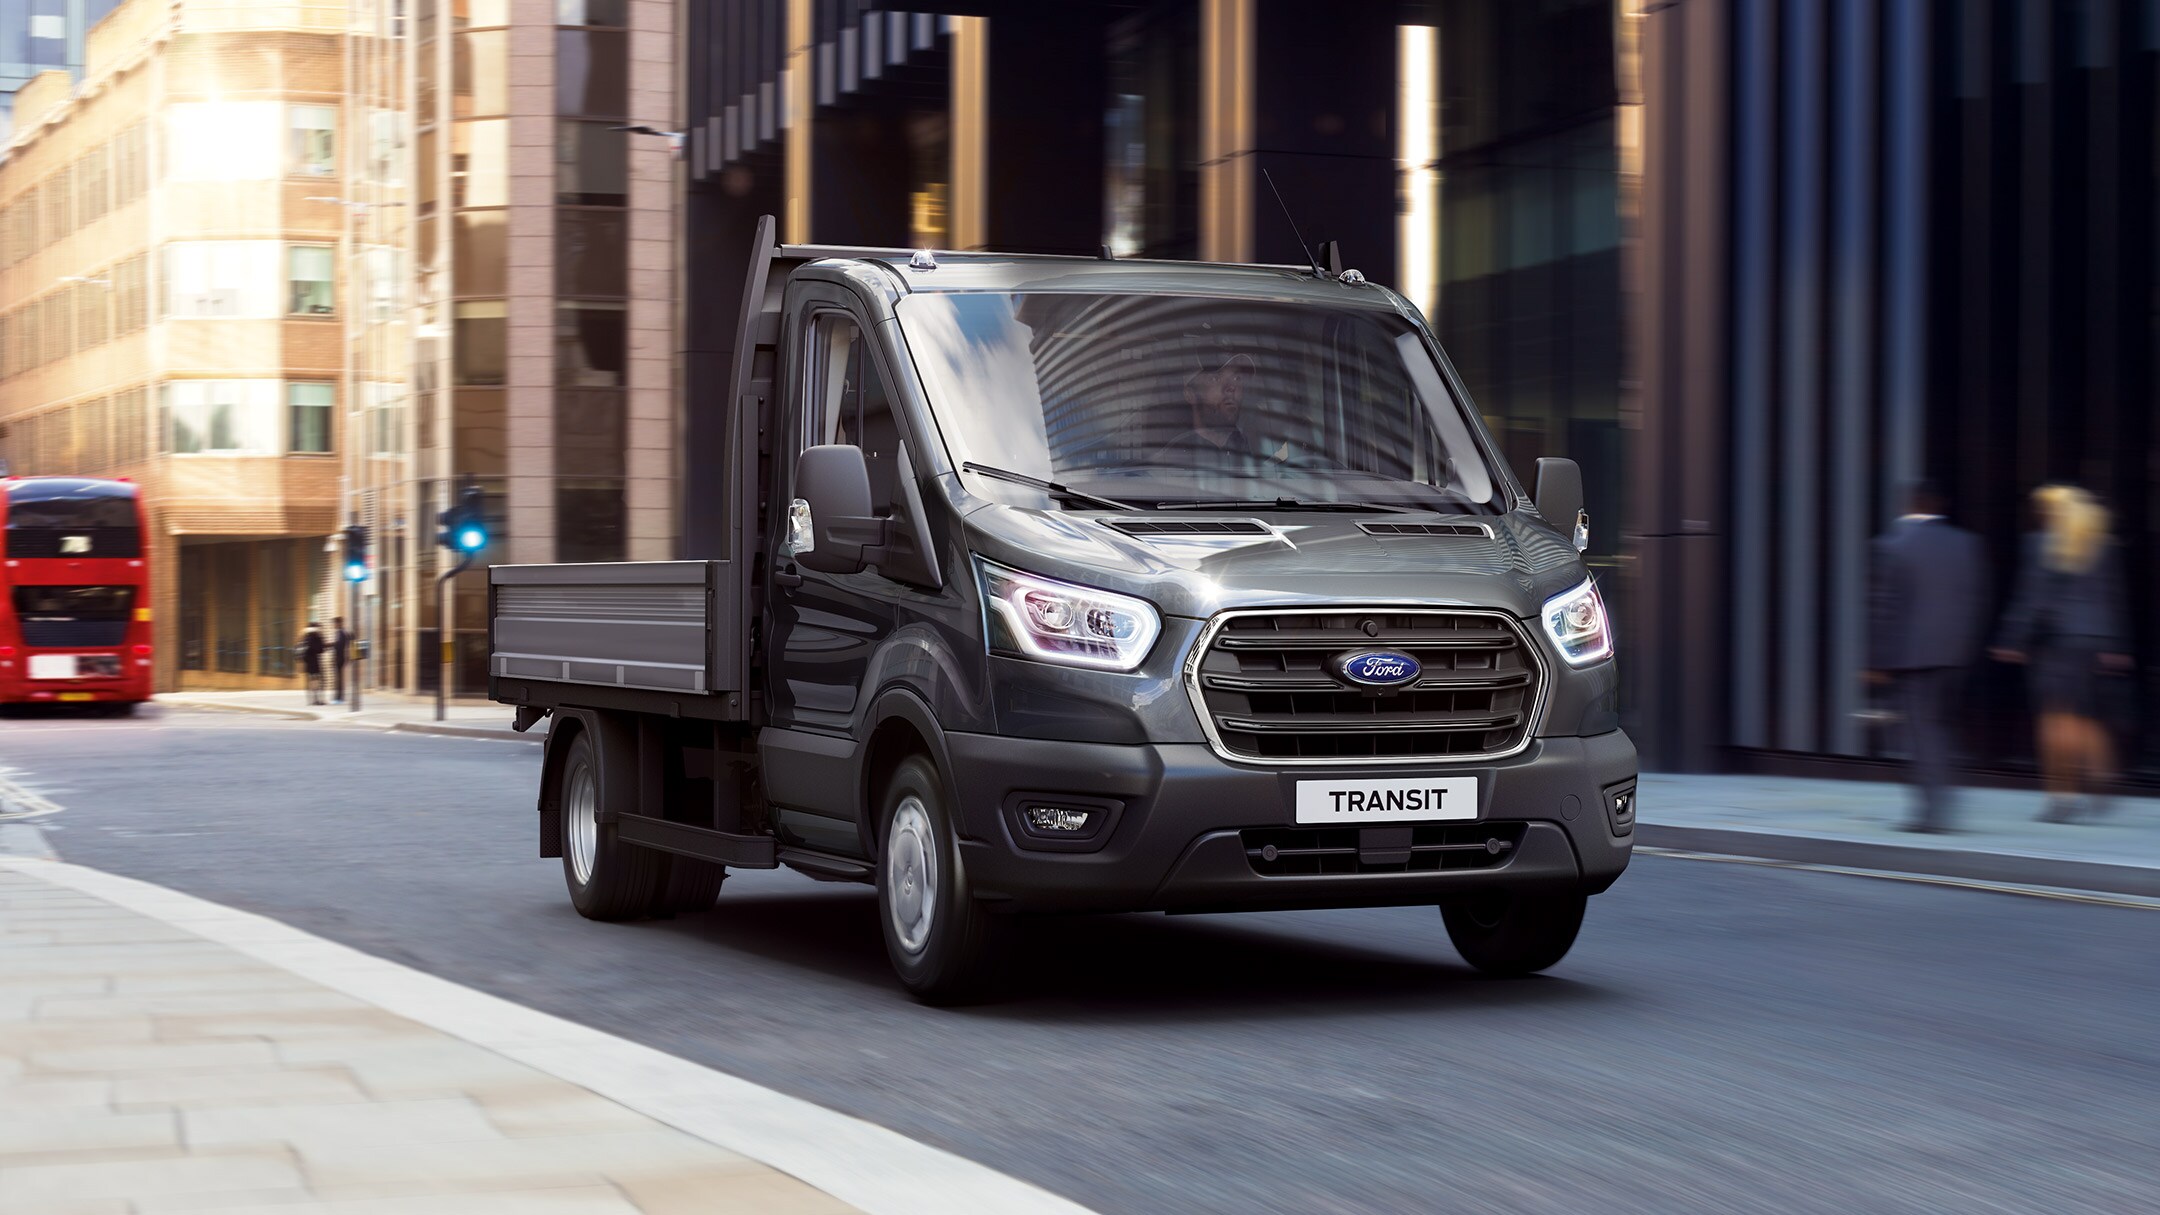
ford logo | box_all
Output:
[1332,650,1422,689]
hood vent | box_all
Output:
[1359,521,1493,539]
[1108,519,1271,537]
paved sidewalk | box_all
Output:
[153,689,536,741]
[1641,772,2160,897]
[0,859,1091,1215]
[0,867,855,1215]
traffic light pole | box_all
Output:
[434,552,476,722]
[348,576,362,713]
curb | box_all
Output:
[152,696,319,722]
[1636,823,2160,899]
[389,720,545,743]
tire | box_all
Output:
[1441,890,1587,976]
[558,729,664,920]
[655,855,727,914]
[876,756,1006,1004]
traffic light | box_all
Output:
[438,481,489,555]
[342,524,370,582]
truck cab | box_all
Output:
[491,221,1634,1002]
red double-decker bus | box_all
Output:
[0,476,154,711]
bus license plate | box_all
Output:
[1294,776,1479,825]
[58,692,95,702]
[28,655,77,680]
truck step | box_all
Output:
[617,816,779,869]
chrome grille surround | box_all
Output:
[1182,606,1548,766]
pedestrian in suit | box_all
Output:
[1991,484,2133,823]
[330,615,352,704]
[297,622,327,706]
[1866,483,1989,833]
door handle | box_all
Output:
[773,565,803,588]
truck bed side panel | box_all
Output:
[491,561,731,697]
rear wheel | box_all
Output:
[1441,890,1586,976]
[655,855,727,914]
[559,730,663,920]
[877,757,1005,1004]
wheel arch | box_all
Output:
[855,687,960,857]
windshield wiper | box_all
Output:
[1153,497,1414,513]
[961,462,1143,512]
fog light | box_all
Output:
[1605,786,1636,837]
[1024,806,1093,833]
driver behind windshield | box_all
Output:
[1152,346,1290,470]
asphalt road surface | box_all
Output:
[5,706,2157,1214]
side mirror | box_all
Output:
[1534,457,1589,553]
[792,445,889,574]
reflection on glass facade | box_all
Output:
[1421,0,1621,562]
[0,0,125,138]
[554,2,628,565]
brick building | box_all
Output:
[0,0,375,691]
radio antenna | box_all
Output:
[1260,168,1325,279]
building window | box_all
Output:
[163,242,281,318]
[289,105,337,177]
[288,245,336,316]
[453,300,508,385]
[168,102,281,182]
[556,29,628,118]
[555,121,626,205]
[289,382,334,453]
[456,30,509,118]
[556,301,625,386]
[452,119,509,208]
[364,246,401,321]
[162,380,282,455]
[557,0,626,25]
[454,211,508,295]
[362,382,405,455]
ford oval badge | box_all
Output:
[1333,650,1422,689]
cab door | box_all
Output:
[764,292,915,735]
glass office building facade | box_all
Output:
[1635,0,2160,783]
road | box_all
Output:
[4,705,2157,1215]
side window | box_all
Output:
[804,312,901,510]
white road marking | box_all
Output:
[0,769,65,821]
[0,853,1096,1215]
[1638,846,2160,911]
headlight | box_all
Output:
[1542,578,1612,666]
[977,559,1161,671]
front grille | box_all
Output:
[1191,609,1540,762]
[1241,823,1526,876]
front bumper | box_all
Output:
[947,729,1636,914]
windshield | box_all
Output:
[2,487,145,558]
[894,292,1501,510]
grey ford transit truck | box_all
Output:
[489,218,1635,1002]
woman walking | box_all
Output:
[1991,485,2134,823]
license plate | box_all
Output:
[1295,776,1479,825]
[28,655,77,680]
[58,692,95,702]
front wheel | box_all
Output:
[1441,890,1586,976]
[877,757,1006,1004]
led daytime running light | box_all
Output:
[1542,577,1612,666]
[978,559,1161,671]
